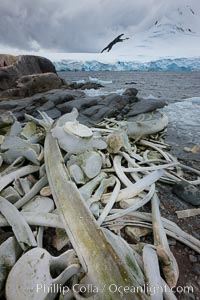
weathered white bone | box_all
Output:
[151,194,179,288]
[44,128,149,299]
[14,175,48,209]
[0,156,25,176]
[0,186,21,203]
[0,237,22,293]
[0,165,39,193]
[97,177,120,226]
[176,208,200,219]
[18,177,32,194]
[80,151,102,179]
[21,196,54,213]
[6,248,80,300]
[63,121,93,138]
[0,212,63,228]
[79,172,107,200]
[143,245,163,300]
[105,184,155,222]
[69,164,86,184]
[1,135,42,165]
[0,196,37,250]
[113,155,133,186]
[51,119,106,154]
[86,177,115,217]
[20,121,37,140]
[102,170,163,203]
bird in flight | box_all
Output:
[101,34,129,53]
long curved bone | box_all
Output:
[44,127,149,300]
[0,165,39,192]
[0,196,37,250]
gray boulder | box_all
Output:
[69,82,103,90]
[0,54,56,91]
[126,99,167,117]
[172,181,200,206]
[122,88,138,98]
[0,111,16,129]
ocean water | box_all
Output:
[58,71,200,160]
[58,71,200,103]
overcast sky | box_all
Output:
[0,0,198,53]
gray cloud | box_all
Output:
[0,0,198,52]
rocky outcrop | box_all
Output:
[0,54,17,67]
[69,82,103,90]
[0,73,64,98]
[0,85,167,125]
[126,98,167,117]
[0,54,56,91]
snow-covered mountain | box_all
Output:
[120,3,200,59]
[46,4,200,71]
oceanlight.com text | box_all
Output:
[36,283,194,297]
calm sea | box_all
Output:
[58,71,200,102]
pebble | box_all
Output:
[40,186,52,197]
[192,264,200,276]
[189,254,198,263]
[179,292,195,300]
[168,238,177,246]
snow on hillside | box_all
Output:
[44,4,200,71]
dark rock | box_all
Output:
[57,97,102,114]
[189,254,198,263]
[179,292,196,300]
[56,102,75,113]
[69,82,103,90]
[123,88,138,97]
[104,94,132,111]
[104,94,122,106]
[0,110,16,128]
[172,181,200,206]
[46,89,84,105]
[125,82,137,85]
[39,100,55,111]
[87,107,111,121]
[13,110,26,121]
[83,105,105,117]
[0,89,85,118]
[126,99,167,117]
[0,54,56,91]
[1,72,64,98]
[192,264,200,276]
[0,85,166,125]
[17,73,63,96]
[44,108,61,119]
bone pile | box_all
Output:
[0,108,199,300]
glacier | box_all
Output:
[53,57,200,72]
[5,3,200,72]
[49,4,200,72]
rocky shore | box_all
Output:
[0,55,165,121]
[0,54,199,299]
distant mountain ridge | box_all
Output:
[45,3,200,71]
